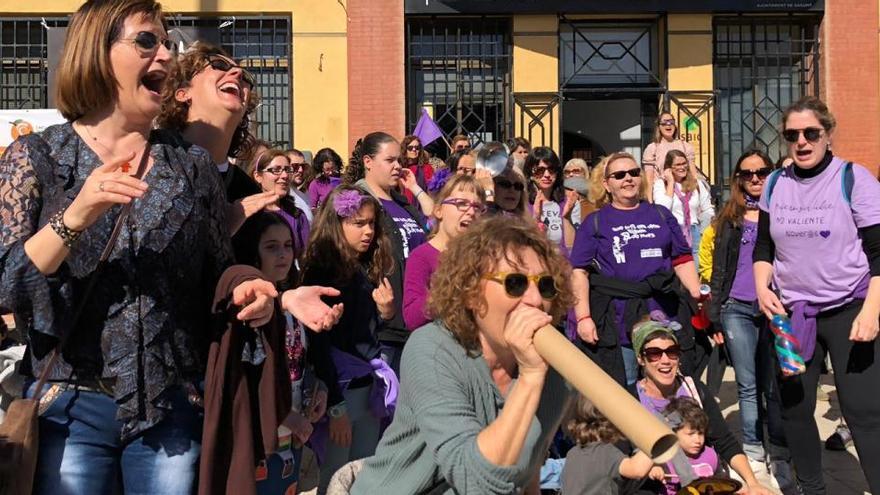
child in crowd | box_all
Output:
[661,397,720,494]
[300,186,399,495]
[232,211,327,495]
[562,395,664,495]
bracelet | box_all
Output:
[49,210,83,248]
[576,315,592,324]
[328,401,347,418]
[414,189,425,199]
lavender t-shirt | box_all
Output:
[380,199,426,259]
[728,219,758,302]
[759,158,880,306]
[570,202,691,343]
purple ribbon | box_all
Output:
[787,274,869,361]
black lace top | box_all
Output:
[0,122,232,439]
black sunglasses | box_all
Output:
[641,345,682,362]
[406,145,421,151]
[531,166,559,178]
[119,31,173,54]
[485,272,558,300]
[206,57,256,89]
[606,168,642,180]
[782,127,823,143]
[494,178,525,192]
[737,168,772,181]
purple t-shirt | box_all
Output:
[380,199,427,259]
[403,242,441,330]
[728,219,758,302]
[308,176,341,209]
[759,158,880,307]
[570,202,691,344]
[664,446,718,494]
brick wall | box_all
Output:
[346,0,406,152]
[821,0,880,175]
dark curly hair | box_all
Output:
[312,147,344,180]
[158,41,261,159]
[343,132,398,185]
[564,395,624,446]
[427,215,574,355]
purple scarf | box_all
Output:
[788,274,869,361]
[673,184,694,247]
[309,348,399,463]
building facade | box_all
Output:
[1,0,878,181]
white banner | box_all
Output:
[0,109,66,155]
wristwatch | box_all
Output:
[328,401,347,418]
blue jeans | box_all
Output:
[318,384,382,495]
[720,299,788,461]
[27,382,201,495]
[622,345,638,386]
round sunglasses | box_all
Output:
[118,31,173,55]
[782,127,823,144]
[485,272,558,299]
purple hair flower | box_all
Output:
[427,168,452,194]
[334,190,365,218]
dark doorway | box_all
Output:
[561,96,658,166]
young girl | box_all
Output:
[402,175,485,330]
[562,395,663,495]
[251,149,311,256]
[300,186,399,495]
[661,397,720,494]
[232,211,327,495]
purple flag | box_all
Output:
[412,108,444,146]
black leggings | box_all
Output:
[777,301,880,494]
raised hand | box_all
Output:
[64,151,148,231]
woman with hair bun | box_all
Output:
[344,132,432,371]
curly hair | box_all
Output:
[300,185,394,287]
[427,215,574,355]
[401,135,429,167]
[158,41,261,159]
[312,147,344,179]
[343,132,398,185]
[663,397,708,434]
[564,395,624,446]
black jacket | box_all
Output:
[707,220,744,327]
[355,180,428,343]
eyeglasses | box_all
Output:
[737,168,772,181]
[118,31,173,55]
[458,167,476,176]
[670,161,688,169]
[205,57,256,89]
[660,119,677,126]
[406,145,421,152]
[455,145,471,152]
[563,169,585,178]
[441,198,487,214]
[485,272,558,299]
[494,178,525,192]
[641,345,682,362]
[606,168,642,180]
[260,166,295,176]
[782,127,824,143]
[531,166,559,178]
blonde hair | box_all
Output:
[430,175,485,237]
[664,149,698,194]
[56,0,166,121]
[564,158,589,177]
[601,152,648,204]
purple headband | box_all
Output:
[334,190,366,218]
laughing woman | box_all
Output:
[0,1,282,493]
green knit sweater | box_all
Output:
[351,322,572,494]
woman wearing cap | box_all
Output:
[570,152,703,386]
[628,319,772,495]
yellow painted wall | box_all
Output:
[2,0,349,155]
[512,15,560,150]
[666,14,714,181]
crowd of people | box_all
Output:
[0,2,878,495]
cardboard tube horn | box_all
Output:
[533,325,680,463]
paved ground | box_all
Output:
[296,368,872,494]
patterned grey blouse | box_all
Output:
[0,122,233,440]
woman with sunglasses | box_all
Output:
[642,112,696,203]
[485,166,530,219]
[0,2,296,492]
[401,135,434,197]
[403,175,485,330]
[523,147,568,248]
[344,132,432,372]
[653,149,715,267]
[309,147,344,211]
[350,216,575,494]
[696,149,795,490]
[754,96,880,495]
[570,152,702,386]
[628,320,773,495]
[250,149,311,256]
